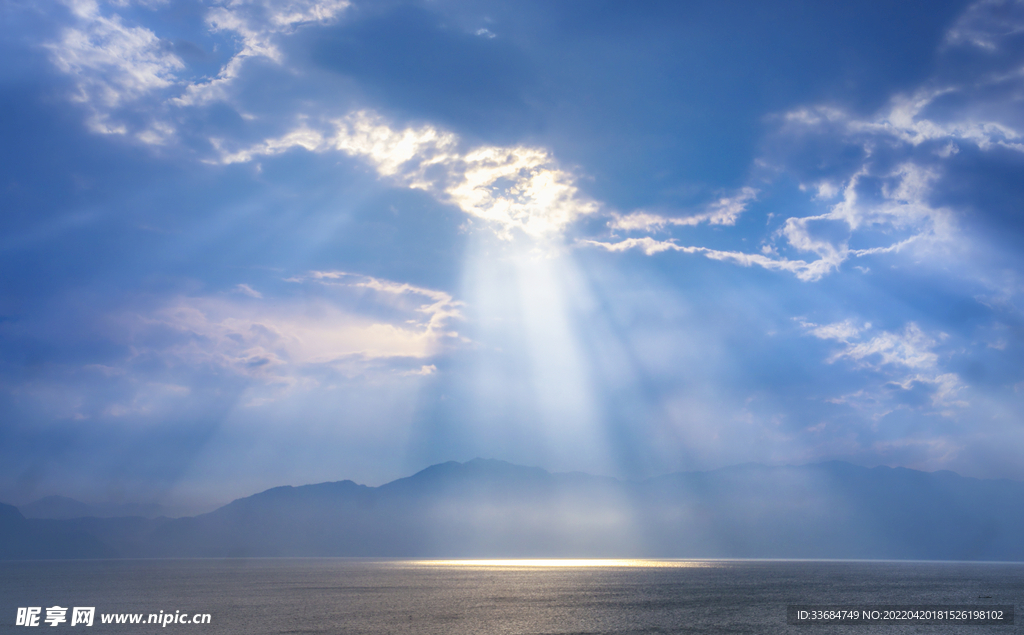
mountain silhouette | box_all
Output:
[0,502,116,559]
[4,459,1024,560]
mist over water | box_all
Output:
[1,559,1019,634]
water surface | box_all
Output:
[1,559,1020,634]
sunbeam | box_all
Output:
[460,233,614,473]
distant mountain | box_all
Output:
[0,502,116,559]
[3,459,1024,560]
[18,495,167,520]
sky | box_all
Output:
[2,0,1024,513]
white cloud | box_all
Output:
[45,0,184,134]
[606,211,674,233]
[801,319,864,343]
[801,320,966,409]
[781,164,954,277]
[329,111,458,178]
[219,111,600,239]
[609,187,757,232]
[214,124,330,163]
[791,90,1024,153]
[265,0,349,27]
[401,364,437,376]
[592,0,1023,281]
[593,138,959,282]
[234,283,262,298]
[44,0,350,136]
[781,11,1024,156]
[589,114,960,280]
[174,0,349,107]
[814,182,839,200]
[41,0,1015,291]
[580,237,679,256]
[129,271,461,394]
[149,299,424,375]
[304,270,464,336]
[826,323,940,370]
[581,238,843,281]
[944,0,1024,51]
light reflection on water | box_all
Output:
[412,558,717,568]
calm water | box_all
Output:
[1,559,1021,634]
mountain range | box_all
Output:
[3,459,1023,560]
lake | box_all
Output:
[1,559,1020,633]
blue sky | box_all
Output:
[3,0,1024,512]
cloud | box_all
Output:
[775,163,955,279]
[401,364,437,377]
[234,284,262,298]
[147,299,426,376]
[43,0,350,140]
[776,0,1024,168]
[218,111,600,238]
[45,0,184,134]
[784,87,1024,155]
[802,320,966,409]
[174,0,350,107]
[33,0,1024,324]
[119,271,462,400]
[802,319,865,343]
[42,0,1006,282]
[580,237,681,256]
[580,238,842,281]
[0,271,453,425]
[584,0,1024,284]
[609,187,758,232]
[822,323,940,370]
[588,151,954,283]
[944,0,1024,51]
[303,270,463,336]
[591,104,966,282]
